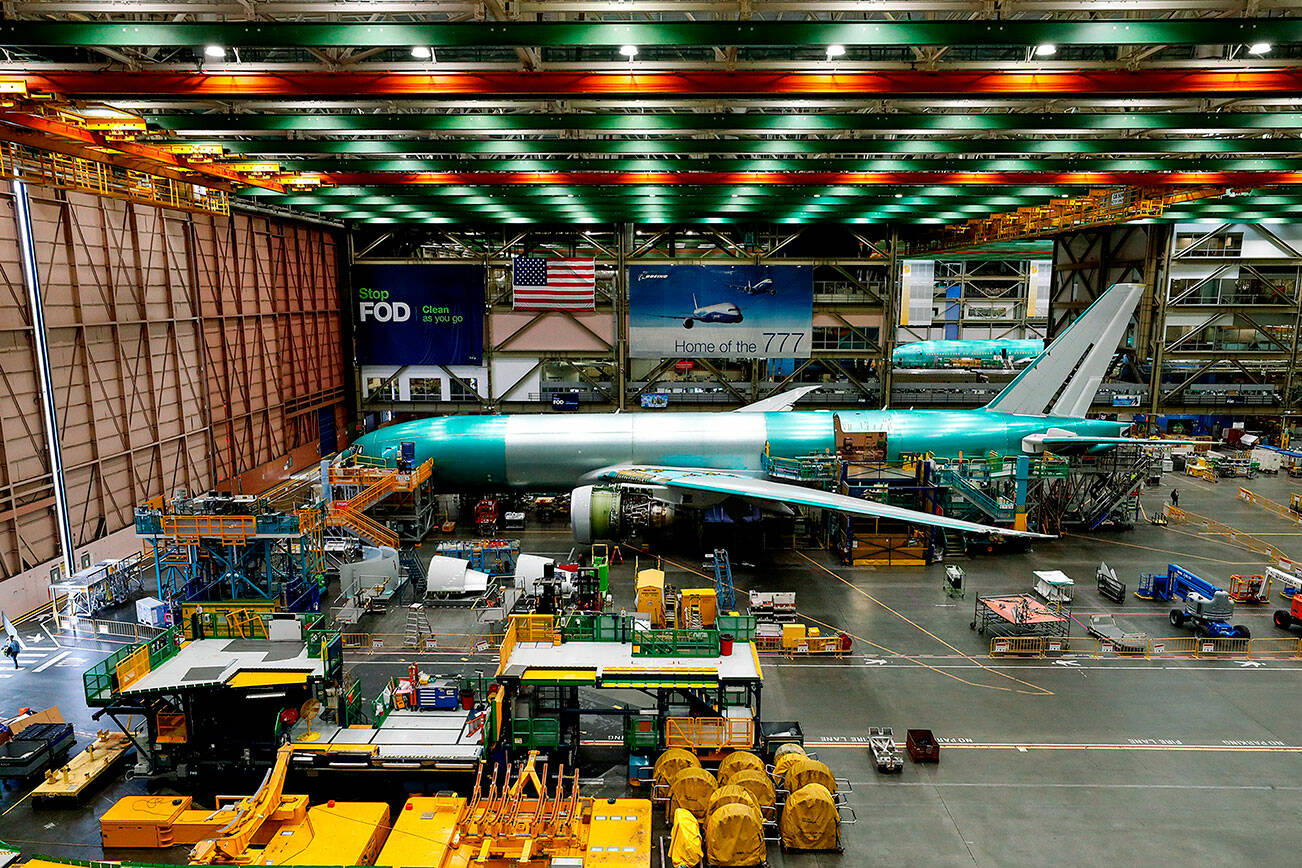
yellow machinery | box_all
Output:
[31,731,133,804]
[635,566,667,628]
[1185,456,1218,483]
[102,745,390,866]
[376,751,651,867]
[189,745,295,863]
[676,588,717,629]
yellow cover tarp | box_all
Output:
[727,769,776,809]
[706,784,759,820]
[669,766,717,820]
[783,756,837,794]
[717,750,765,784]
[668,808,703,867]
[654,748,701,788]
[705,802,765,867]
[780,782,839,851]
[772,745,807,782]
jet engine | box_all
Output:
[570,484,677,544]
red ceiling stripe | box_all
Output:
[14,69,1302,98]
[318,170,1302,185]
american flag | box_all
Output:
[512,256,595,311]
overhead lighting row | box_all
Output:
[200,41,1277,64]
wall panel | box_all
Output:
[0,180,345,612]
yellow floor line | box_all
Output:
[792,550,1053,697]
[1066,531,1269,566]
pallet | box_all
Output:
[30,732,133,804]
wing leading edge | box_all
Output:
[598,466,1051,540]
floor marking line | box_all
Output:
[807,741,1302,753]
[1063,531,1268,566]
[792,550,1053,696]
[32,650,70,672]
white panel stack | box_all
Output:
[900,260,935,327]
[1027,260,1052,318]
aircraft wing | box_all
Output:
[597,466,1051,540]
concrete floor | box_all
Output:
[5,471,1302,865]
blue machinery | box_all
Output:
[711,548,735,611]
[1136,564,1250,639]
[135,495,325,613]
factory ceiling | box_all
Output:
[1,3,1301,228]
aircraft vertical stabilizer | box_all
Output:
[983,282,1144,418]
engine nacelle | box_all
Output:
[570,484,676,544]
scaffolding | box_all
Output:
[135,494,326,612]
[325,456,436,548]
[48,553,148,630]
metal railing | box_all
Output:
[1165,504,1295,562]
[991,635,1302,659]
[64,617,168,644]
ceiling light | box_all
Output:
[1248,42,1272,55]
[620,44,639,58]
[825,44,846,59]
[411,45,432,59]
[204,44,226,59]
[894,193,903,198]
[1034,43,1057,57]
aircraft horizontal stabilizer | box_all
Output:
[733,385,821,413]
[598,466,1051,540]
[1024,432,1197,455]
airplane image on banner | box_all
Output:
[729,277,776,296]
[654,294,744,329]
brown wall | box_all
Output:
[0,180,345,600]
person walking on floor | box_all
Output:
[1170,488,1180,508]
[2,636,19,669]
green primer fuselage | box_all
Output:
[353,409,1126,490]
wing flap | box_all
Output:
[599,466,1050,539]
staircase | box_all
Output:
[712,549,736,611]
[403,607,432,650]
[936,469,1014,522]
[942,528,967,560]
[326,506,398,549]
[399,549,425,598]
[1075,447,1157,530]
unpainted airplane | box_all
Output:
[894,338,1044,369]
[355,283,1149,544]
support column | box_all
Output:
[12,177,77,576]
[616,222,630,411]
[881,230,899,405]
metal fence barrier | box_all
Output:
[991,635,1302,659]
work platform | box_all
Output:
[291,709,483,764]
[116,639,324,697]
[498,638,763,687]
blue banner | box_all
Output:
[627,264,813,358]
[353,264,484,365]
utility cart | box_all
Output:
[868,727,903,773]
[1085,614,1147,654]
[1096,562,1126,605]
[906,729,940,764]
[943,565,965,599]
[0,720,75,782]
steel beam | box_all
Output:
[18,69,1302,98]
[144,111,1302,135]
[11,178,77,576]
[0,19,1292,48]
